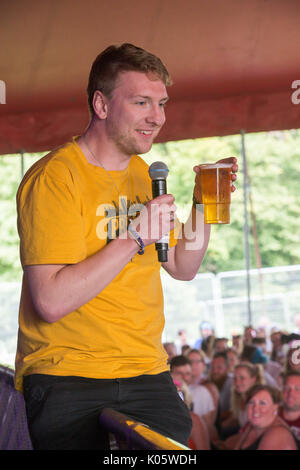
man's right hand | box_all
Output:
[129,194,176,247]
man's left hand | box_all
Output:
[193,156,238,192]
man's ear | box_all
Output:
[93,90,108,119]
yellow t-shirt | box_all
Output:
[15,138,178,392]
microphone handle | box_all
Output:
[152,179,167,197]
[152,179,169,262]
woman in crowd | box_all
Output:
[240,344,279,388]
[234,385,298,450]
[217,362,265,444]
[230,362,265,428]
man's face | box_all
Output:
[211,357,228,381]
[104,70,168,156]
[201,328,213,339]
[215,340,228,353]
[283,376,300,412]
[227,350,239,372]
[188,351,205,379]
[171,364,193,385]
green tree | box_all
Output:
[0,153,41,280]
[0,130,300,280]
[144,130,300,273]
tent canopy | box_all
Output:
[1,0,300,154]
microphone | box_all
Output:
[148,161,169,262]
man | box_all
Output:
[252,337,282,385]
[187,349,207,384]
[214,337,229,354]
[15,43,238,450]
[210,352,233,418]
[279,372,300,442]
[163,342,178,363]
[226,348,239,375]
[187,349,219,428]
[169,355,216,434]
[193,321,214,350]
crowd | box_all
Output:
[164,322,300,450]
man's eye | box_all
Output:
[136,101,146,106]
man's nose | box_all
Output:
[146,104,165,126]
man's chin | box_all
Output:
[211,375,227,390]
[135,141,154,155]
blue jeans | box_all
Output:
[23,372,192,450]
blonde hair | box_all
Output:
[231,362,265,419]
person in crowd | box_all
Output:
[278,372,300,442]
[232,334,243,356]
[226,348,239,375]
[163,342,178,363]
[212,362,265,449]
[14,41,239,450]
[234,385,298,450]
[172,376,210,450]
[214,338,229,353]
[253,337,282,386]
[194,321,215,350]
[170,356,215,418]
[278,371,300,447]
[252,336,268,355]
[201,335,215,361]
[209,352,233,420]
[170,355,217,440]
[188,349,208,384]
[243,326,256,345]
[176,329,190,354]
[270,330,286,365]
[187,348,219,423]
[221,362,265,436]
[182,344,192,356]
[240,344,279,388]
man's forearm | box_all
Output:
[163,205,211,280]
[25,236,139,323]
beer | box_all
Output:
[194,163,232,224]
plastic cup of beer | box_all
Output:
[195,163,233,224]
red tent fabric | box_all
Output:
[1,0,300,154]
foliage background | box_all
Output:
[1,129,300,281]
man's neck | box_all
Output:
[212,374,227,391]
[77,122,131,171]
[282,406,300,422]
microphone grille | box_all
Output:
[148,161,169,180]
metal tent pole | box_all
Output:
[240,130,252,326]
[20,149,25,179]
